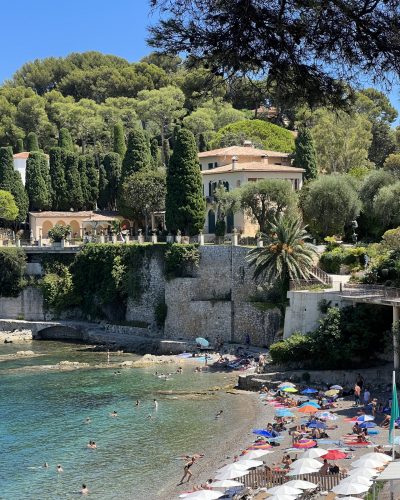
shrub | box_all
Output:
[48,224,71,242]
[0,248,26,297]
[269,333,313,364]
[164,244,200,279]
[39,265,75,313]
[319,248,344,273]
[382,227,400,251]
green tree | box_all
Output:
[85,154,99,209]
[0,147,15,189]
[240,179,297,233]
[121,129,152,180]
[78,155,90,209]
[150,137,161,168]
[119,169,166,233]
[383,153,400,177]
[368,121,397,168]
[113,122,126,157]
[162,139,170,168]
[26,132,39,151]
[58,127,74,151]
[373,182,400,233]
[25,152,51,210]
[49,148,68,210]
[15,138,24,153]
[97,164,109,210]
[210,119,295,152]
[165,129,205,235]
[300,175,362,238]
[0,190,18,221]
[0,248,26,297]
[102,152,121,210]
[0,147,28,224]
[212,185,240,240]
[247,213,317,304]
[64,152,83,210]
[294,128,317,181]
[198,133,208,152]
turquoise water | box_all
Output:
[0,341,243,500]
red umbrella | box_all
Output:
[293,439,317,449]
[322,449,348,460]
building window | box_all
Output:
[248,178,257,182]
[208,162,213,169]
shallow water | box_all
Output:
[0,341,244,499]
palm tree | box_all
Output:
[247,213,317,302]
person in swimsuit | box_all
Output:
[57,464,63,473]
[178,456,196,484]
[81,484,89,495]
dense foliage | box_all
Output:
[0,147,28,224]
[164,244,200,279]
[0,248,26,297]
[0,190,18,221]
[294,128,317,181]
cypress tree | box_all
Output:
[49,148,68,210]
[113,122,126,158]
[170,125,181,149]
[198,133,208,152]
[25,152,51,210]
[0,147,28,223]
[162,139,170,168]
[150,137,161,168]
[165,129,205,235]
[97,165,109,210]
[121,129,152,180]
[85,154,99,210]
[102,153,121,210]
[58,128,74,151]
[15,138,24,153]
[64,152,83,210]
[78,156,89,208]
[26,132,39,152]
[294,127,318,181]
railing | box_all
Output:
[243,469,347,491]
[341,283,400,300]
[310,265,333,285]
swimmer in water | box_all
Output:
[147,414,153,419]
[81,484,89,495]
[110,410,118,417]
[215,410,223,418]
[85,417,91,424]
[135,400,140,406]
[57,464,63,473]
[43,462,49,468]
[154,399,158,410]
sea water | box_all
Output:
[0,341,243,500]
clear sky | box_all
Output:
[1,0,400,123]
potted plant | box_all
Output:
[48,224,71,248]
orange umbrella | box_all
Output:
[298,405,319,414]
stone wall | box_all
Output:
[0,287,45,321]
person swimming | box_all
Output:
[81,484,89,495]
[135,400,140,406]
[43,462,49,468]
[154,399,158,410]
[57,464,63,473]
[215,410,223,418]
[87,441,97,449]
[85,417,91,424]
[110,411,118,417]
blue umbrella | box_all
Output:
[299,401,321,409]
[356,415,374,422]
[276,409,294,417]
[301,388,319,394]
[308,421,326,429]
[252,429,277,438]
[359,421,377,429]
[195,337,209,347]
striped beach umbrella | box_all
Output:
[293,439,317,449]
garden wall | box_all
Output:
[0,287,45,321]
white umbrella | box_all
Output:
[351,456,386,468]
[286,464,321,476]
[234,459,263,468]
[347,467,379,477]
[179,491,223,499]
[239,449,273,460]
[301,448,327,459]
[339,475,373,486]
[284,479,317,490]
[332,483,370,495]
[336,497,363,500]
[211,479,243,488]
[214,469,249,480]
[265,495,298,500]
[289,458,322,469]
[360,452,392,463]
[278,382,296,388]
[266,485,303,495]
[216,463,249,474]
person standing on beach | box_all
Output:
[354,383,361,406]
[363,387,371,406]
[178,456,196,484]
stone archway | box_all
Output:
[37,325,86,342]
[56,220,67,226]
[69,220,80,238]
[42,220,53,238]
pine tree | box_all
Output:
[25,152,51,210]
[121,129,152,180]
[26,132,39,152]
[64,152,83,210]
[97,165,109,210]
[15,139,24,153]
[102,153,121,210]
[78,156,89,208]
[294,127,318,181]
[113,122,126,158]
[150,137,161,168]
[58,128,74,151]
[162,139,170,168]
[165,129,205,235]
[198,133,208,152]
[85,154,99,210]
[49,148,68,210]
[0,147,28,223]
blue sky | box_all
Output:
[1,0,399,124]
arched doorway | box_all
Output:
[42,221,53,238]
[226,210,234,233]
[208,209,215,234]
[70,220,80,238]
[56,220,66,226]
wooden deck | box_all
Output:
[243,468,347,490]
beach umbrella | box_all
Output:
[276,409,294,417]
[347,467,379,477]
[356,414,374,422]
[315,411,338,421]
[302,448,327,459]
[293,439,317,449]
[322,449,347,460]
[239,449,273,460]
[211,479,243,488]
[266,485,303,495]
[284,479,317,490]
[361,452,391,463]
[195,337,209,347]
[252,429,275,438]
[307,421,326,429]
[289,458,322,470]
[248,443,272,450]
[233,459,263,468]
[216,463,251,474]
[282,387,298,393]
[351,456,388,468]
[179,491,223,500]
[301,388,318,395]
[332,483,369,495]
[334,497,363,500]
[359,421,376,429]
[330,385,343,390]
[278,382,296,388]
[214,469,250,480]
[298,405,318,414]
[299,401,320,408]
[264,495,298,500]
[340,476,373,486]
[325,389,339,396]
[286,464,321,476]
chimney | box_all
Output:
[232,155,238,171]
[243,140,253,148]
